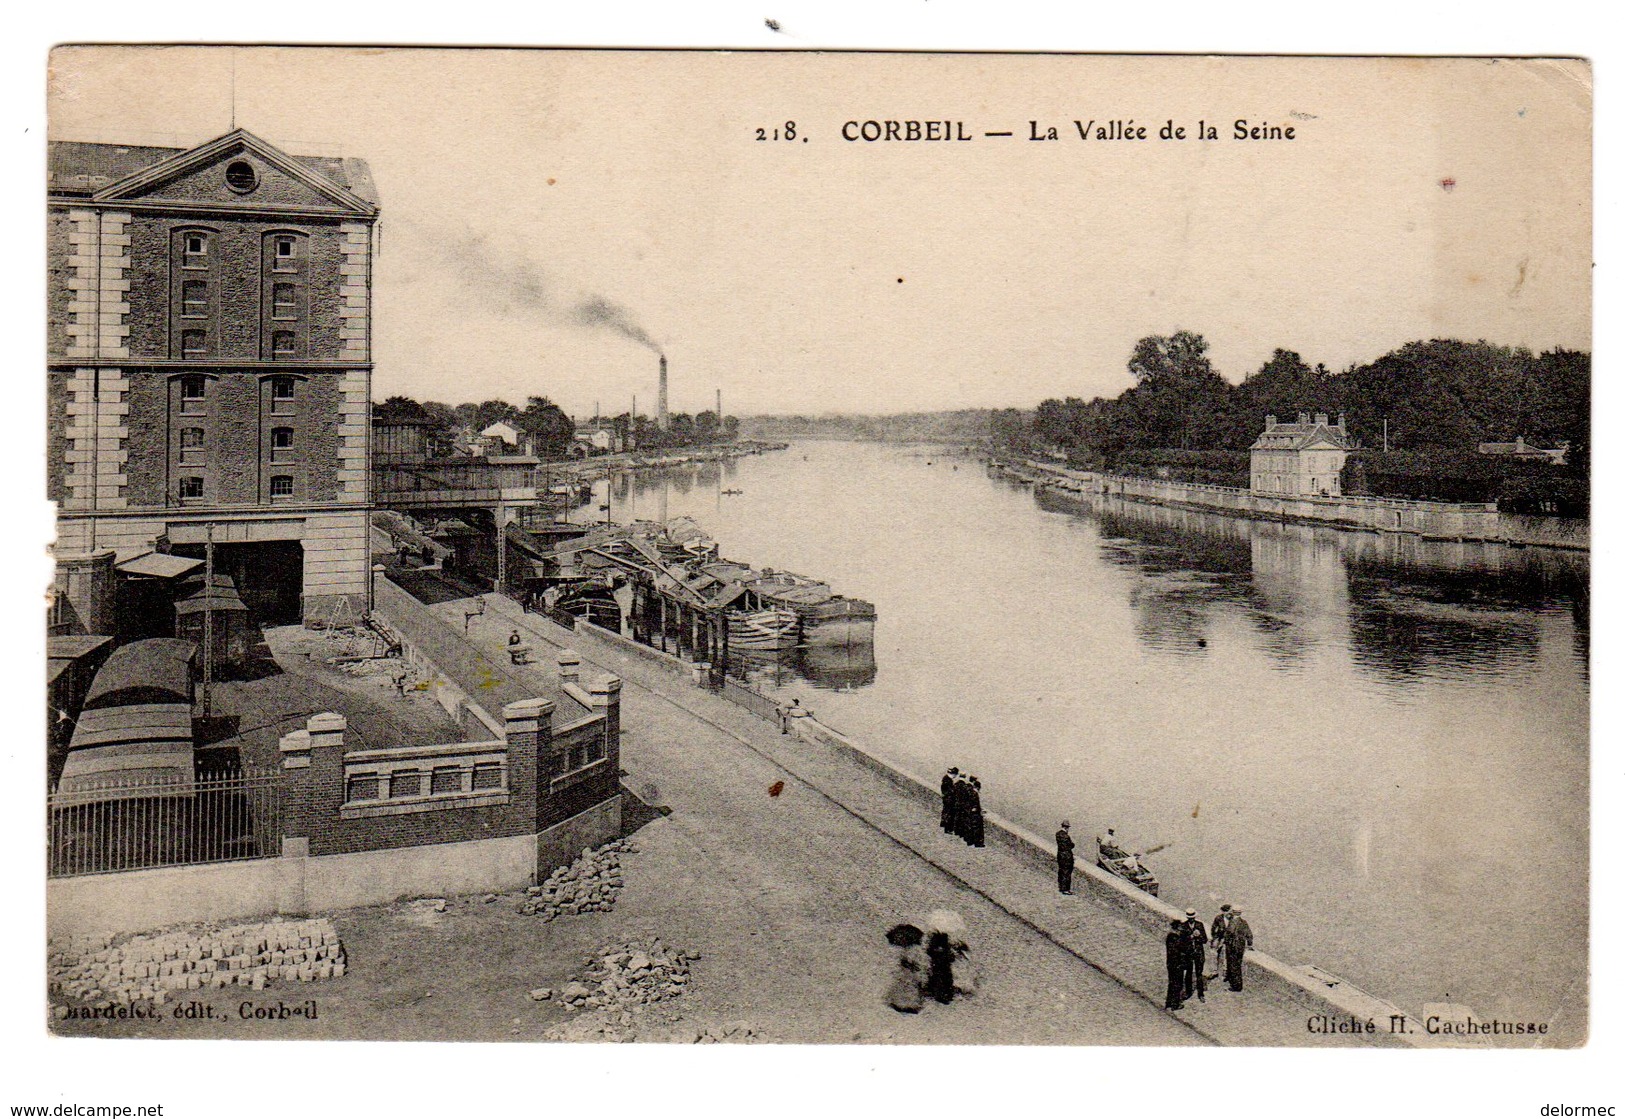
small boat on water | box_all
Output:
[726,607,801,651]
[720,488,744,496]
[554,580,623,631]
[1096,840,1160,896]
[747,569,877,648]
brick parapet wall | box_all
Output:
[277,697,554,859]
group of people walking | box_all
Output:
[938,768,985,847]
[886,910,977,1014]
[1164,903,1253,1010]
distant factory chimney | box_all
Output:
[658,353,669,429]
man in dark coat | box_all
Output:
[1163,920,1186,1010]
[1223,906,1254,991]
[1181,908,1208,1001]
[940,768,960,833]
[1210,903,1234,977]
[925,930,956,1004]
[963,777,985,847]
[1055,821,1076,894]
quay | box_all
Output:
[989,457,1589,552]
[405,576,1421,1046]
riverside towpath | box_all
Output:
[402,582,1397,1046]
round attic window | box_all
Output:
[224,160,258,193]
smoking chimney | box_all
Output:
[658,353,669,430]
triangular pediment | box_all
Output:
[1299,430,1352,451]
[93,129,376,216]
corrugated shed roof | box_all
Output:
[117,552,203,579]
[174,588,248,615]
[68,703,194,752]
[84,639,195,710]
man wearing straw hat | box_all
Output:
[1181,908,1209,1002]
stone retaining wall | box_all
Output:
[1008,458,1587,552]
[780,711,1419,1039]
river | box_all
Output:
[587,439,1589,1037]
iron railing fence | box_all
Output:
[48,765,285,878]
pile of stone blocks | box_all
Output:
[556,937,696,1012]
[519,838,638,920]
[49,918,346,1013]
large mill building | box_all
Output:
[48,129,378,632]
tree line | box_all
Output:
[1000,333,1589,513]
[373,394,740,460]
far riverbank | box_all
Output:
[990,456,1588,552]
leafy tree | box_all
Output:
[374,395,428,422]
[1123,331,1230,450]
[517,395,575,460]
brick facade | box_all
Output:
[48,130,380,624]
[278,682,622,872]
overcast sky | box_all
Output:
[48,47,1591,417]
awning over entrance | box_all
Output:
[116,552,203,579]
[47,634,113,687]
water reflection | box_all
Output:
[1041,487,1587,688]
[731,641,879,693]
[604,443,1587,1027]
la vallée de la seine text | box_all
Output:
[797,119,1300,142]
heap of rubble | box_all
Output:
[49,918,345,1013]
[548,937,695,1012]
[519,838,638,920]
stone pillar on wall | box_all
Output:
[504,697,554,833]
[585,675,623,760]
[52,549,117,636]
[503,696,555,763]
[557,649,581,685]
[278,712,347,849]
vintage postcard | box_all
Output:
[39,45,1590,1068]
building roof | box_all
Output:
[67,703,194,753]
[116,551,203,579]
[84,639,196,710]
[47,634,113,686]
[48,130,379,206]
[174,587,249,615]
[1250,421,1355,452]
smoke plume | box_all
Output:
[417,225,661,352]
[573,295,661,353]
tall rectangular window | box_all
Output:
[271,283,299,320]
[273,236,297,271]
[179,375,207,414]
[182,232,208,268]
[178,427,204,465]
[181,280,207,317]
[270,427,295,463]
[272,331,297,358]
[270,376,296,413]
[181,330,206,358]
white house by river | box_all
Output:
[1249,412,1355,497]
